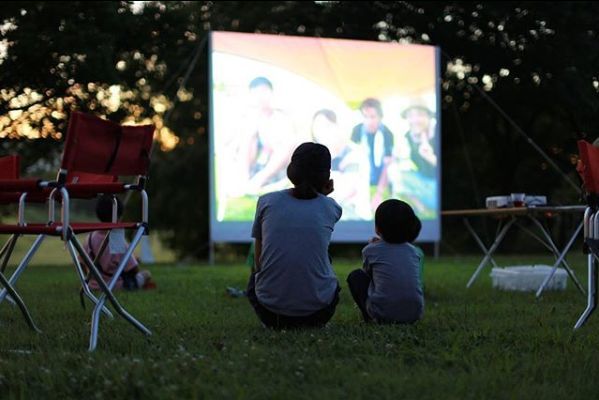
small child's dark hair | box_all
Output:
[96,194,123,223]
[375,199,421,244]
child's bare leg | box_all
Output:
[346,269,373,322]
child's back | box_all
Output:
[362,240,424,323]
[347,199,424,324]
[247,142,342,330]
[253,189,341,316]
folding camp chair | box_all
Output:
[0,156,117,332]
[0,155,47,333]
[574,140,599,329]
[0,159,118,330]
[0,112,155,351]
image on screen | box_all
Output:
[210,31,441,242]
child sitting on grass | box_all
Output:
[84,194,155,291]
[347,199,424,324]
[247,142,342,329]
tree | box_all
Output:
[2,1,598,257]
[1,1,213,257]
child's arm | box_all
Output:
[362,257,373,277]
[361,245,373,276]
[253,239,262,273]
[251,196,264,274]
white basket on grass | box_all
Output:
[490,265,568,292]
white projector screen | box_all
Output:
[209,31,441,243]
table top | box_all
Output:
[441,205,587,217]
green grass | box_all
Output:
[1,253,599,399]
[7,233,175,266]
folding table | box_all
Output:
[442,206,586,297]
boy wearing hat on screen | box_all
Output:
[399,100,438,213]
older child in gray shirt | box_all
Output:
[347,199,424,323]
[247,143,342,329]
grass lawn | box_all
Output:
[0,248,599,399]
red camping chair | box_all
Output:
[0,112,155,351]
[0,157,117,332]
[574,140,599,329]
[0,155,47,333]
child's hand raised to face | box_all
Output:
[322,179,335,196]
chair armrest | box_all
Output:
[64,183,126,197]
[0,179,43,192]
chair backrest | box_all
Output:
[60,112,155,184]
[578,140,599,194]
[0,155,19,180]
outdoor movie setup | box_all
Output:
[1,26,597,357]
[206,31,599,331]
[208,31,441,244]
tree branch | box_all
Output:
[0,94,51,115]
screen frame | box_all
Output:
[208,31,441,244]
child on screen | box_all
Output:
[346,199,424,324]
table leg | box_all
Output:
[463,218,500,270]
[528,217,585,297]
[514,221,555,253]
[467,218,515,288]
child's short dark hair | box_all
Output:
[96,194,123,223]
[286,142,331,200]
[360,98,383,118]
[375,199,421,244]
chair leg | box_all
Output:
[0,235,19,306]
[0,270,41,333]
[65,241,114,319]
[574,254,598,329]
[70,230,151,352]
[78,232,111,310]
[0,234,18,274]
[0,235,45,304]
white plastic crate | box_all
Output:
[490,265,568,292]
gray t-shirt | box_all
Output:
[251,189,342,316]
[362,241,424,323]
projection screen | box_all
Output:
[209,31,441,242]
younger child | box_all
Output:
[347,199,423,324]
[84,194,155,291]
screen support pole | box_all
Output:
[208,240,215,266]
